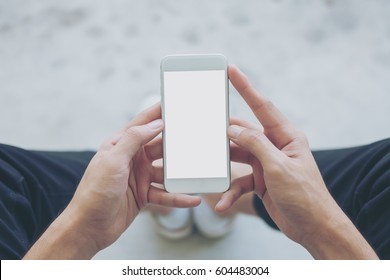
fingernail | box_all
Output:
[215,199,228,212]
[228,125,244,139]
[228,64,236,70]
[215,200,223,209]
[148,119,163,129]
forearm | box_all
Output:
[23,209,98,260]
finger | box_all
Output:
[144,136,163,161]
[228,65,287,129]
[150,165,163,184]
[215,174,254,212]
[230,116,262,131]
[228,65,297,148]
[230,142,253,165]
[148,187,201,208]
[121,102,162,132]
[228,125,282,165]
[103,103,162,150]
[113,119,164,161]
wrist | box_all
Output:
[301,207,378,259]
[24,206,99,260]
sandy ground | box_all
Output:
[0,0,389,259]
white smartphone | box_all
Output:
[161,54,230,194]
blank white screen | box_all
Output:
[164,70,227,179]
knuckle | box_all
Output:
[266,163,284,178]
[244,130,263,146]
[252,98,273,116]
[169,194,178,207]
[233,187,244,200]
[265,156,286,178]
[293,130,310,146]
[125,127,143,141]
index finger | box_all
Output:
[228,65,296,148]
[102,102,162,150]
[121,102,162,132]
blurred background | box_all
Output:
[0,0,389,259]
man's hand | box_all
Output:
[216,65,377,259]
[24,103,200,259]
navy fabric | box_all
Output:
[0,144,93,259]
[253,139,390,259]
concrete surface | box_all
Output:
[1,0,389,259]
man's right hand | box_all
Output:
[216,65,377,259]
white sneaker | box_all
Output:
[193,200,235,239]
[151,208,193,240]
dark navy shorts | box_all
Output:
[0,145,94,259]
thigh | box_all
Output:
[0,144,94,259]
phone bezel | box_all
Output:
[160,54,231,194]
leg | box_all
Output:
[253,139,390,259]
[0,144,94,259]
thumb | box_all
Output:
[227,125,280,166]
[113,119,164,160]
